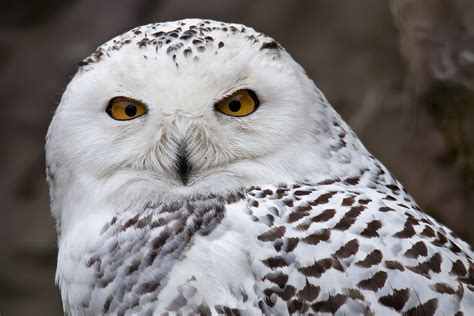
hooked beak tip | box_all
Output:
[176,142,190,186]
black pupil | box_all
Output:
[125,104,137,117]
[228,100,241,112]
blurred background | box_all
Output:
[1,0,473,314]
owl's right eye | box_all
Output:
[106,97,147,121]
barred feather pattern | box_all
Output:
[59,164,474,315]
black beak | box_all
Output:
[176,141,190,185]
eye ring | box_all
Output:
[215,89,260,117]
[106,97,148,121]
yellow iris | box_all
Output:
[106,97,147,121]
[215,89,259,117]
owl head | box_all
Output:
[46,19,370,233]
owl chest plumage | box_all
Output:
[57,191,261,314]
[57,169,474,315]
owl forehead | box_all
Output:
[78,19,282,70]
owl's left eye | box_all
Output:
[106,97,147,121]
[215,89,260,117]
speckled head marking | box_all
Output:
[79,19,282,69]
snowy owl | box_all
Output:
[46,19,474,315]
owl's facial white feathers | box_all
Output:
[46,19,370,233]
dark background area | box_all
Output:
[1,1,473,314]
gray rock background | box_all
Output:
[1,1,472,314]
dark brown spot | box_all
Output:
[346,205,365,217]
[383,195,396,201]
[450,241,462,254]
[432,232,448,247]
[298,257,341,278]
[218,41,224,48]
[103,296,113,313]
[250,200,259,208]
[334,206,364,230]
[86,256,99,267]
[122,214,139,230]
[257,226,286,242]
[358,198,371,205]
[110,216,118,226]
[215,305,241,316]
[404,241,428,258]
[360,220,382,238]
[309,192,337,206]
[99,275,114,288]
[451,259,467,276]
[283,198,294,207]
[333,216,356,231]
[393,221,416,238]
[385,260,405,271]
[335,239,359,258]
[311,293,347,313]
[406,215,420,226]
[313,209,336,222]
[183,48,192,57]
[297,210,336,230]
[295,222,311,231]
[294,204,311,213]
[433,282,455,294]
[346,288,364,301]
[126,260,140,275]
[378,288,409,311]
[379,206,394,212]
[140,282,160,294]
[341,196,355,206]
[265,272,288,288]
[357,271,388,292]
[152,229,171,250]
[294,190,312,196]
[257,189,273,198]
[135,214,152,229]
[262,256,287,269]
[108,241,119,253]
[284,237,300,252]
[137,37,149,48]
[278,285,297,300]
[78,59,90,67]
[404,298,438,316]
[318,179,337,185]
[147,250,158,265]
[260,41,280,50]
[264,214,275,227]
[407,253,442,278]
[287,300,304,314]
[287,211,307,223]
[355,249,383,268]
[301,229,331,246]
[344,177,360,185]
[386,184,400,191]
[421,225,435,237]
[297,279,320,302]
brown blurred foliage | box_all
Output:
[392,0,474,237]
[0,0,472,314]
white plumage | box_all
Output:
[46,19,474,315]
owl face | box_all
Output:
[46,19,350,230]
